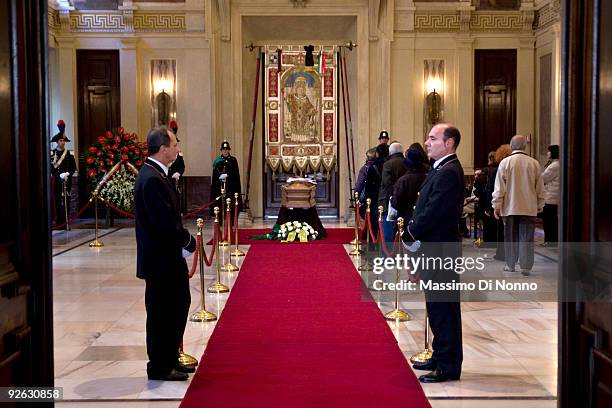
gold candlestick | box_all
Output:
[208,208,230,293]
[350,190,359,246]
[178,341,198,368]
[384,217,412,322]
[222,198,239,272]
[410,310,433,364]
[358,198,373,271]
[219,188,229,247]
[190,218,218,321]
[232,192,245,257]
[350,191,363,256]
[89,191,104,247]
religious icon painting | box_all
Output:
[264,45,337,174]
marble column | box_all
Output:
[517,37,536,154]
[120,37,139,133]
[55,37,77,155]
[455,36,474,173]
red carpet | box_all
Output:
[208,227,355,245]
[181,239,431,407]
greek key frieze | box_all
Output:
[414,14,460,31]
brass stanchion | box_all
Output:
[62,180,70,231]
[190,218,218,322]
[222,198,239,272]
[350,190,359,245]
[384,217,412,322]
[208,208,230,293]
[232,192,245,257]
[349,191,363,256]
[88,191,104,247]
[358,198,372,271]
[219,187,229,247]
[410,310,433,364]
[178,341,198,368]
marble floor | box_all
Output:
[52,218,558,407]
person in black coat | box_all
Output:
[362,143,389,238]
[379,142,407,242]
[407,124,464,383]
[50,120,76,225]
[390,143,428,223]
[209,140,242,222]
[134,126,196,381]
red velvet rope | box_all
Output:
[188,234,201,278]
[232,202,239,234]
[203,223,217,267]
[99,197,136,218]
[367,214,378,243]
[181,197,219,219]
[379,220,400,257]
[52,199,92,230]
[222,210,229,242]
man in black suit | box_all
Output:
[407,123,464,383]
[135,126,196,381]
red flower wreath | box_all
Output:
[85,127,147,186]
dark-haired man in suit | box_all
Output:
[407,123,465,383]
[134,126,196,381]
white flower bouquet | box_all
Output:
[277,221,318,242]
[98,164,138,212]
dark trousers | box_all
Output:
[542,204,558,244]
[421,243,463,377]
[145,271,191,376]
[425,298,463,377]
[53,183,69,225]
[503,215,536,271]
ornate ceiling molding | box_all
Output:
[48,8,196,34]
[412,11,528,32]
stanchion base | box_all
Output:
[350,238,359,245]
[89,240,104,248]
[358,262,373,271]
[384,309,412,322]
[222,263,239,272]
[178,352,199,368]
[190,309,217,322]
[232,248,246,257]
[219,241,229,247]
[410,349,433,364]
[349,246,363,256]
[207,282,230,293]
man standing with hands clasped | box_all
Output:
[407,123,465,383]
[135,126,196,381]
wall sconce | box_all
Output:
[423,60,445,129]
[150,60,177,127]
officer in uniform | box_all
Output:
[209,140,242,220]
[168,120,185,192]
[50,120,77,226]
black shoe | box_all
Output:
[175,363,196,373]
[419,369,460,383]
[147,368,189,381]
[412,360,437,371]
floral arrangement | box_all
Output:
[277,221,319,242]
[85,127,147,185]
[97,163,139,212]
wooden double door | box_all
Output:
[76,49,121,207]
[474,49,517,169]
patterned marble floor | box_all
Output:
[52,218,558,405]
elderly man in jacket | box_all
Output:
[492,135,546,276]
